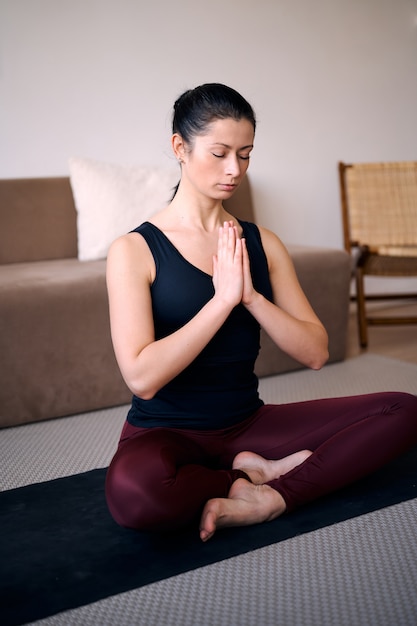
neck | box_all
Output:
[168,185,229,232]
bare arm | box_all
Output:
[106,225,245,399]
[242,228,329,370]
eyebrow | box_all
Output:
[210,142,254,150]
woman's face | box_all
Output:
[179,117,254,201]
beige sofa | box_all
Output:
[0,175,351,428]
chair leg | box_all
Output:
[355,267,368,348]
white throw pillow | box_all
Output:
[69,157,179,261]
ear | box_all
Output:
[172,133,186,163]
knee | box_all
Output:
[389,392,417,435]
[378,391,417,413]
[105,465,145,530]
[105,456,167,531]
[392,391,417,414]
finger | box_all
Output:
[242,238,253,276]
[212,254,218,279]
[228,225,237,256]
[225,222,235,253]
[217,225,225,259]
[218,223,235,260]
[241,237,249,265]
[233,234,243,262]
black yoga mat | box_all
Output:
[1,447,417,626]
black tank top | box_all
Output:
[126,220,273,430]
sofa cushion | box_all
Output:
[0,177,78,264]
[0,259,131,427]
[69,158,179,261]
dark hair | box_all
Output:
[172,83,256,144]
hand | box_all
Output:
[212,222,244,308]
[241,237,257,306]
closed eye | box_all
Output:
[211,153,251,160]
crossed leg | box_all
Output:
[200,391,417,541]
[199,450,312,541]
[107,392,417,539]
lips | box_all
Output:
[219,184,237,192]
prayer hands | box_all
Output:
[212,221,256,308]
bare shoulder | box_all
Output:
[255,225,293,270]
[107,231,155,284]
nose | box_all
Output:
[225,154,241,178]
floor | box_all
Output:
[4,296,417,626]
[346,298,417,365]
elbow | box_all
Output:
[310,353,329,370]
[130,387,155,400]
[125,373,159,401]
[309,346,329,371]
[129,382,158,401]
[142,392,157,401]
[309,328,329,370]
[116,350,162,400]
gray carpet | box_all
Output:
[2,354,417,625]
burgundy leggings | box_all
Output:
[105,392,417,531]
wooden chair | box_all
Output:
[338,161,417,347]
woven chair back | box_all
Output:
[344,161,417,257]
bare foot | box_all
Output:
[199,478,286,542]
[232,449,312,485]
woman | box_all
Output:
[105,83,417,541]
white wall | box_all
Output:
[1,0,417,292]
